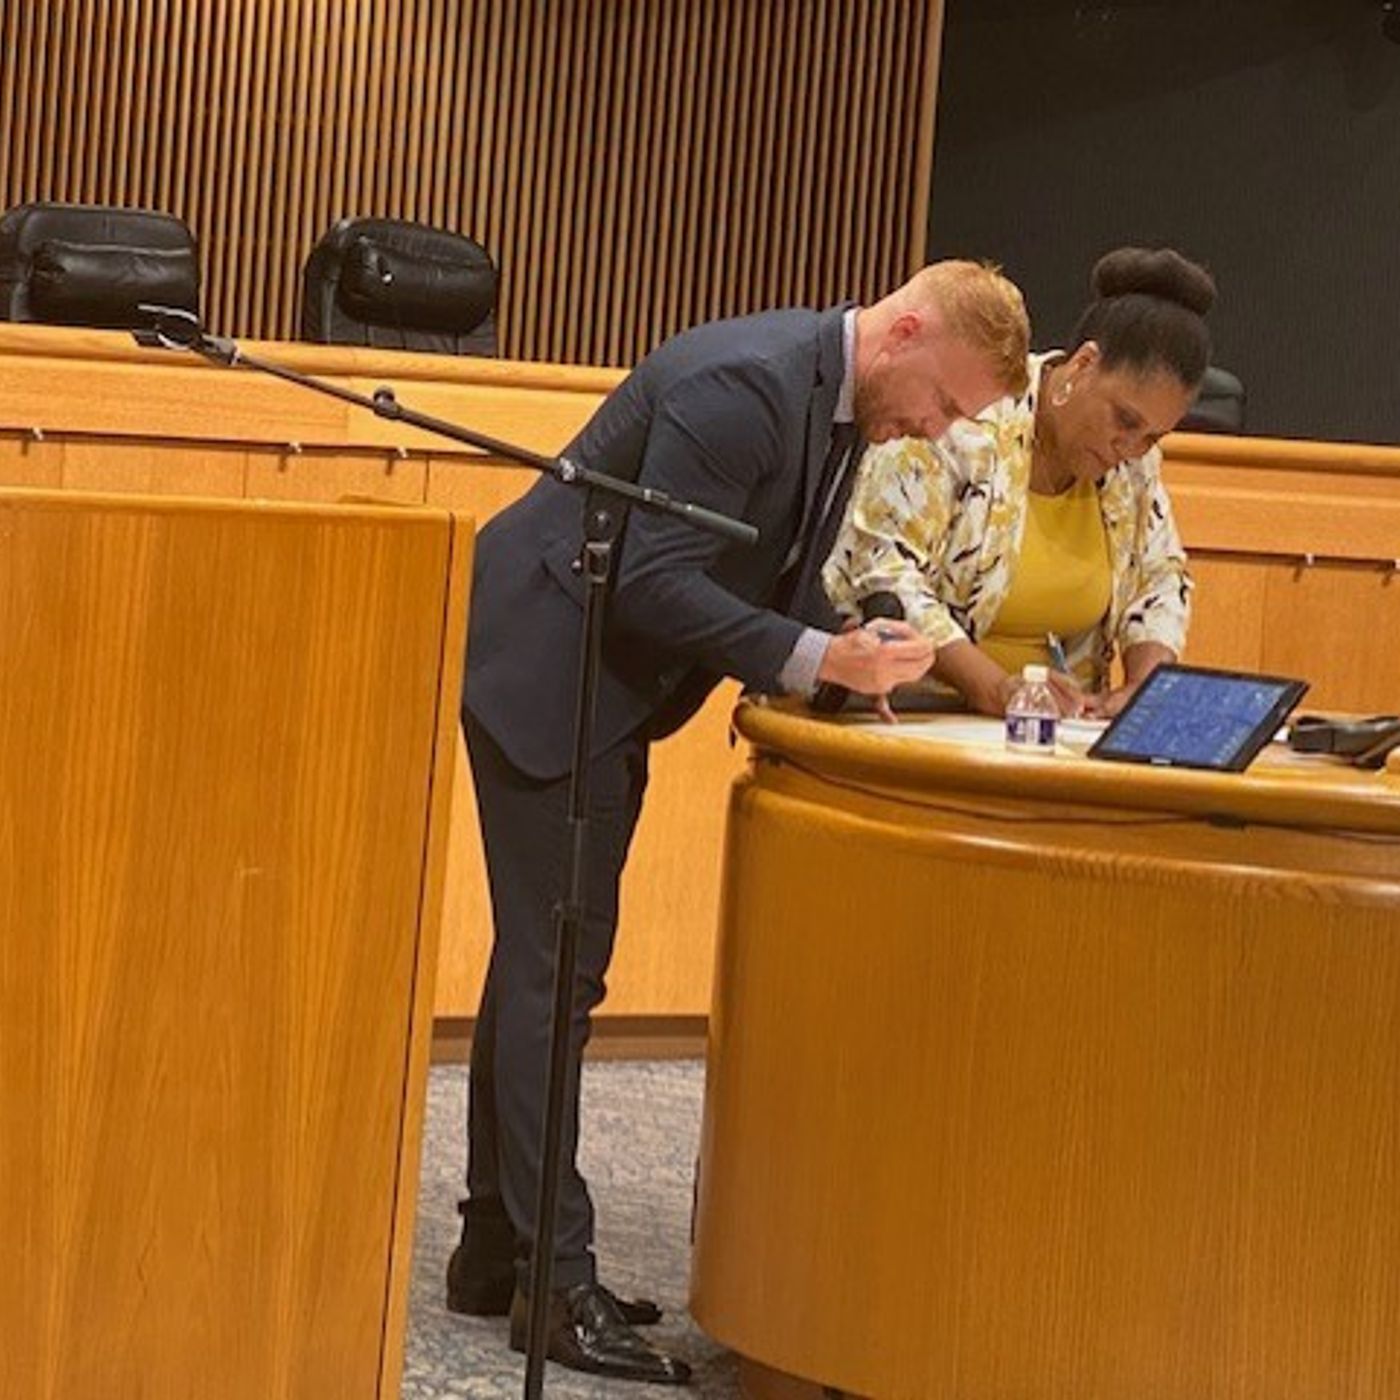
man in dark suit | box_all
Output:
[447,262,1029,1383]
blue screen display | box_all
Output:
[1094,669,1298,769]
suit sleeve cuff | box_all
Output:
[777,627,831,697]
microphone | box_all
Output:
[858,590,905,634]
[809,591,906,713]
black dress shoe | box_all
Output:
[597,1285,663,1327]
[509,1281,691,1385]
[445,1201,663,1325]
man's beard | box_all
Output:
[851,378,885,441]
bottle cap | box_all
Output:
[1023,664,1049,682]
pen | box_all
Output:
[1045,631,1070,673]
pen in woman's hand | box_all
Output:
[1043,632,1086,716]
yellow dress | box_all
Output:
[979,478,1112,683]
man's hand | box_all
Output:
[817,620,933,721]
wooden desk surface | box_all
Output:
[737,702,1400,837]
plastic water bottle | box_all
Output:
[1005,663,1058,754]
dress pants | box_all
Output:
[463,709,651,1290]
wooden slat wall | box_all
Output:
[0,0,944,365]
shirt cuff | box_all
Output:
[778,627,831,698]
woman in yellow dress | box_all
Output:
[823,246,1212,718]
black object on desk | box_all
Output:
[1289,713,1400,769]
[809,590,910,713]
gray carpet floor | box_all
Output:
[402,1061,741,1398]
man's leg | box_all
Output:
[457,715,688,1383]
[466,959,501,1202]
[455,930,660,1314]
[445,956,519,1313]
[463,711,647,1287]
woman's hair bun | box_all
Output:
[1091,247,1215,317]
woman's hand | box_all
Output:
[1006,667,1087,717]
[937,640,1086,718]
[1085,643,1176,718]
[1082,684,1134,719]
[1046,668,1087,718]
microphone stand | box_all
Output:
[135,309,756,1398]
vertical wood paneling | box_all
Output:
[0,0,944,366]
[910,0,946,267]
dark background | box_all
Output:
[927,0,1400,444]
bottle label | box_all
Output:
[1006,713,1056,750]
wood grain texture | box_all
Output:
[0,327,749,1019]
[1177,555,1266,675]
[60,439,249,497]
[1164,433,1400,563]
[1163,433,1400,710]
[1256,561,1400,713]
[3,329,1399,1027]
[0,0,944,364]
[377,507,474,1398]
[0,429,63,487]
[0,489,464,1400]
[694,706,1400,1400]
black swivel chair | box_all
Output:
[1179,365,1246,433]
[300,218,498,356]
[0,202,200,329]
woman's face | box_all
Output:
[1048,343,1194,481]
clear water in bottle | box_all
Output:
[1005,663,1058,754]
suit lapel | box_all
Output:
[800,305,851,523]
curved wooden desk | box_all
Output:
[693,704,1400,1400]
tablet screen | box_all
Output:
[1088,664,1309,772]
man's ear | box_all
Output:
[888,309,923,349]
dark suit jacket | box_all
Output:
[464,305,848,779]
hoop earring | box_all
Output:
[1051,379,1074,408]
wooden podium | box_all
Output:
[694,704,1400,1400]
[0,489,470,1399]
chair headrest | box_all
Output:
[1179,365,1245,434]
[338,234,496,334]
[29,240,199,329]
[0,202,200,329]
[301,217,498,356]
